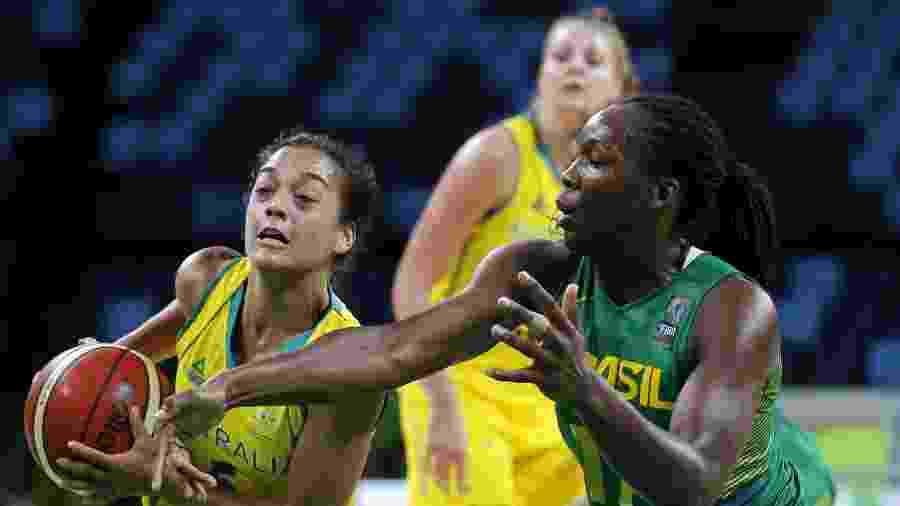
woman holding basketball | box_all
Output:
[52,130,384,506]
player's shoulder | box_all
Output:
[701,275,775,319]
[178,246,242,278]
[175,246,243,309]
[453,121,519,170]
[435,120,521,209]
[694,274,778,350]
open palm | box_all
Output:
[486,271,595,405]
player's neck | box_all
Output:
[590,237,687,306]
[242,269,330,350]
[534,99,586,168]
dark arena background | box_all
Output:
[4,2,900,505]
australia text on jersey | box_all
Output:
[204,410,304,476]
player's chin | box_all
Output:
[248,248,298,272]
[555,95,589,113]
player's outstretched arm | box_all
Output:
[154,239,575,438]
[224,239,572,404]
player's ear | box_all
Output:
[335,221,355,256]
[650,177,680,209]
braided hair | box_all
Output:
[616,94,778,287]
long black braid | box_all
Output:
[617,94,779,287]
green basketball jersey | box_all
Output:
[556,248,833,506]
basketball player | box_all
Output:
[55,130,384,506]
[392,8,637,505]
[157,95,836,505]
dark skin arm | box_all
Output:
[154,239,576,438]
[490,274,776,506]
[202,392,385,506]
[225,239,575,406]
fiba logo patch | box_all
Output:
[656,322,676,341]
[655,297,690,344]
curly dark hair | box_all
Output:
[251,128,381,291]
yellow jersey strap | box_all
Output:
[503,114,545,181]
[177,258,250,358]
[521,110,562,179]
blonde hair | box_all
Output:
[547,7,639,92]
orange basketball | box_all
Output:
[24,343,173,493]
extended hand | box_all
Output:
[153,375,227,442]
[150,375,227,490]
[57,402,215,503]
[485,271,594,404]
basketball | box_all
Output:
[24,343,173,494]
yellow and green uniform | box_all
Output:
[559,249,835,505]
[399,113,586,506]
[144,257,360,505]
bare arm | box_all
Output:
[218,239,574,408]
[392,124,519,318]
[392,125,519,406]
[202,392,385,506]
[573,277,776,506]
[115,246,241,362]
[114,300,186,362]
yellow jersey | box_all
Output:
[425,112,563,405]
[144,257,360,505]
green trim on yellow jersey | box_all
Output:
[147,257,362,505]
[177,256,242,339]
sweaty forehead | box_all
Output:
[263,145,338,183]
[547,20,614,52]
[544,19,614,55]
[577,105,627,149]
